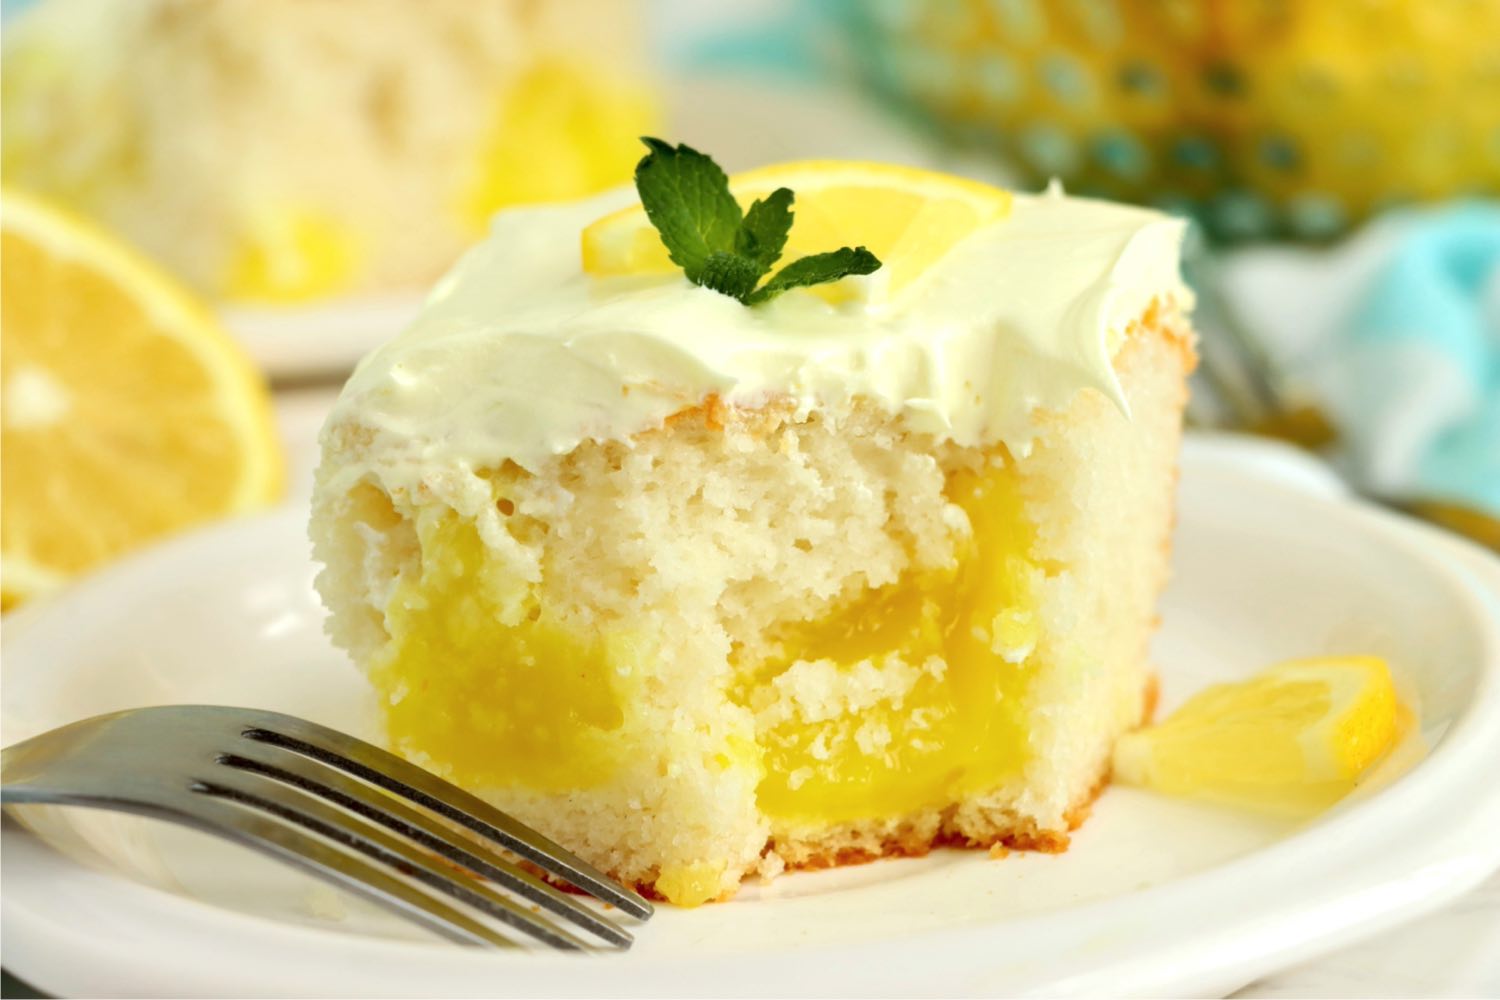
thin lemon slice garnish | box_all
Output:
[1,189,284,608]
[1113,655,1403,814]
[581,160,1011,302]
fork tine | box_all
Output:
[192,771,593,951]
[219,743,631,948]
[236,711,653,919]
[169,794,519,949]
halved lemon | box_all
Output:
[581,160,1012,301]
[1113,655,1403,814]
[1,190,284,608]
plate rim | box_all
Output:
[217,291,425,380]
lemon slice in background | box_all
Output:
[581,160,1012,301]
[1113,655,1403,814]
[1,190,284,608]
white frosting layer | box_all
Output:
[325,185,1190,486]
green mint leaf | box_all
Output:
[627,138,885,306]
[697,251,763,301]
[745,246,882,305]
[734,187,794,275]
[634,137,742,281]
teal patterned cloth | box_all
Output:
[0,0,39,20]
[1225,203,1500,516]
[1302,203,1500,515]
[1333,205,1500,514]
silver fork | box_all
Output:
[0,705,652,950]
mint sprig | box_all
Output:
[632,138,881,305]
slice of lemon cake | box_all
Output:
[311,146,1196,906]
[1,0,652,302]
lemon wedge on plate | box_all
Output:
[1113,655,1403,814]
[581,160,1012,302]
[1,190,283,608]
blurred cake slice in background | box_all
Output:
[310,154,1196,906]
[1,0,655,303]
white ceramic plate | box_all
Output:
[219,293,424,381]
[4,441,1500,998]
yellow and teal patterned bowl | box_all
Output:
[845,0,1500,242]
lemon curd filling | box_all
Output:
[459,59,655,234]
[224,208,361,303]
[374,509,642,791]
[741,460,1041,824]
[371,457,1042,828]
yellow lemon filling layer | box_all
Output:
[371,459,1040,828]
[224,208,361,303]
[740,461,1040,824]
[375,509,642,791]
[460,59,656,233]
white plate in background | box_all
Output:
[3,442,1500,998]
[219,292,424,381]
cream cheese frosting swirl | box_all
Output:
[325,183,1191,483]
